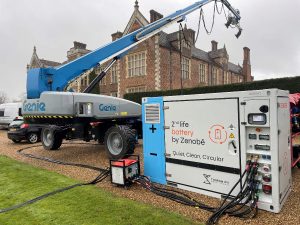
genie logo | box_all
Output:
[99,104,117,112]
[23,102,46,112]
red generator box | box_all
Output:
[110,156,140,186]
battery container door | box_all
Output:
[164,98,242,196]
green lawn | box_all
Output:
[0,156,198,225]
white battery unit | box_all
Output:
[142,89,292,213]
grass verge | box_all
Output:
[0,155,198,225]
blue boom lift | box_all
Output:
[23,0,242,159]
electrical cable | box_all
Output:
[17,143,107,172]
[0,170,109,214]
[215,0,224,15]
[2,142,259,223]
[195,8,203,44]
[208,170,255,221]
[179,23,192,49]
[135,157,259,225]
[206,160,259,224]
[195,0,237,43]
[0,143,110,214]
[194,1,217,43]
[201,0,217,35]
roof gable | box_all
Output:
[123,1,149,35]
[29,46,42,68]
[28,46,61,69]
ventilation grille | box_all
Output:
[145,104,160,124]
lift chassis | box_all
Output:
[23,92,142,159]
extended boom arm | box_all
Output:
[27,0,241,99]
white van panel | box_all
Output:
[0,102,22,127]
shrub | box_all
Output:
[124,76,300,104]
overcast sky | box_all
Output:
[0,0,299,101]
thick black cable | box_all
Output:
[179,23,192,49]
[7,143,259,222]
[195,8,203,44]
[135,177,204,208]
[207,181,250,223]
[0,143,110,214]
[207,172,253,223]
[229,180,258,218]
[0,170,109,214]
[195,0,233,43]
[212,159,253,218]
[209,185,253,223]
[135,159,258,224]
[190,0,217,44]
[17,143,107,172]
[201,0,216,35]
[226,176,258,216]
[214,0,224,15]
[226,187,253,215]
[206,162,259,224]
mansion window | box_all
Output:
[111,92,118,97]
[181,39,191,49]
[212,67,218,85]
[181,57,190,80]
[127,52,146,77]
[99,76,106,85]
[81,76,88,86]
[111,64,118,84]
[126,86,146,93]
[219,71,223,84]
[95,65,106,85]
[199,64,206,83]
[224,72,230,84]
[95,64,102,74]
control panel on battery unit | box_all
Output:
[244,101,272,201]
[246,127,272,196]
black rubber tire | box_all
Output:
[12,139,21,143]
[27,132,39,144]
[127,129,137,154]
[104,125,136,159]
[41,126,63,150]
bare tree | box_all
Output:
[0,91,7,104]
[12,92,26,103]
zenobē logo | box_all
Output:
[203,174,211,185]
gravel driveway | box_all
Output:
[0,130,299,224]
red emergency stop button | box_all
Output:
[262,184,272,194]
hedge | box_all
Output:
[124,76,300,104]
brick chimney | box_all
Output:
[211,40,218,51]
[187,28,196,45]
[150,10,163,23]
[67,41,90,61]
[242,47,252,82]
[73,41,86,49]
[111,31,123,41]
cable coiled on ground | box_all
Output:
[0,143,110,214]
[134,158,259,224]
